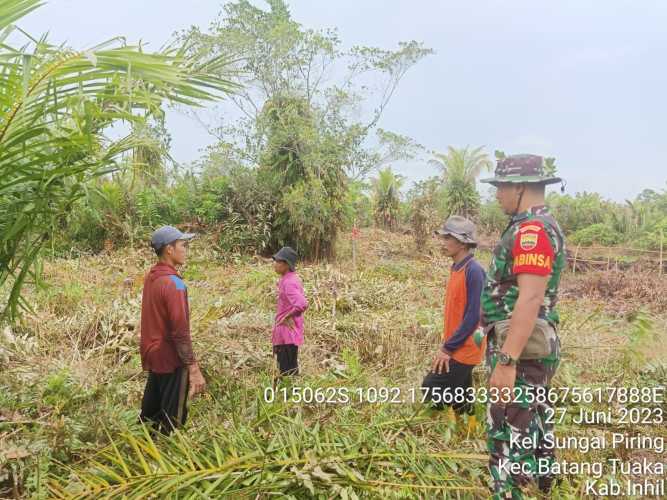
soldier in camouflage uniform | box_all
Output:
[479,154,567,499]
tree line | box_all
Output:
[2,0,666,321]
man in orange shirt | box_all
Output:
[422,216,486,414]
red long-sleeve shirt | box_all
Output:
[140,262,195,373]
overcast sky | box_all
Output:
[19,0,667,200]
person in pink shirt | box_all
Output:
[272,247,308,376]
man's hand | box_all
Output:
[489,364,516,405]
[431,348,451,374]
[188,363,206,399]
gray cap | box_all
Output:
[435,216,478,247]
[151,225,195,253]
[272,246,298,271]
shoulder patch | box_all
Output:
[169,275,187,291]
[512,219,554,276]
[518,220,545,250]
[519,232,538,251]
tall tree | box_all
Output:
[0,0,238,320]
[182,0,431,258]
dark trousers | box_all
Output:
[274,344,299,375]
[140,366,189,435]
[421,359,475,414]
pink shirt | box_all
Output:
[272,271,308,346]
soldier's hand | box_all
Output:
[489,364,516,405]
[432,349,451,374]
[188,363,206,399]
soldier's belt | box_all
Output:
[485,318,558,360]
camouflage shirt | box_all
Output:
[481,205,566,325]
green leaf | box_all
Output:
[0,0,240,321]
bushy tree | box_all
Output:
[181,0,431,258]
[258,96,348,258]
[546,192,610,234]
[477,198,507,235]
[546,185,667,249]
[569,223,624,246]
[408,177,444,249]
[345,179,373,228]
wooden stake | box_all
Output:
[331,276,337,331]
[572,244,581,274]
[352,236,357,270]
[660,229,664,275]
[351,222,359,271]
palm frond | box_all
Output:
[0,0,43,32]
[48,414,487,498]
[0,0,240,320]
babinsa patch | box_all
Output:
[520,232,538,251]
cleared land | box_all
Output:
[1,229,666,498]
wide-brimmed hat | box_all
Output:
[435,216,478,247]
[481,154,562,186]
[272,246,298,271]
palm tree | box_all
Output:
[372,167,404,230]
[429,146,492,218]
[0,0,238,320]
[430,146,492,183]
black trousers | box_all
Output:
[274,344,299,375]
[421,359,475,414]
[140,366,189,434]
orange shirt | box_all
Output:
[442,257,486,365]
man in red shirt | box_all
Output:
[139,226,206,434]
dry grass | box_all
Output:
[1,229,666,498]
[562,269,667,314]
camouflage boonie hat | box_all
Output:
[481,153,562,186]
